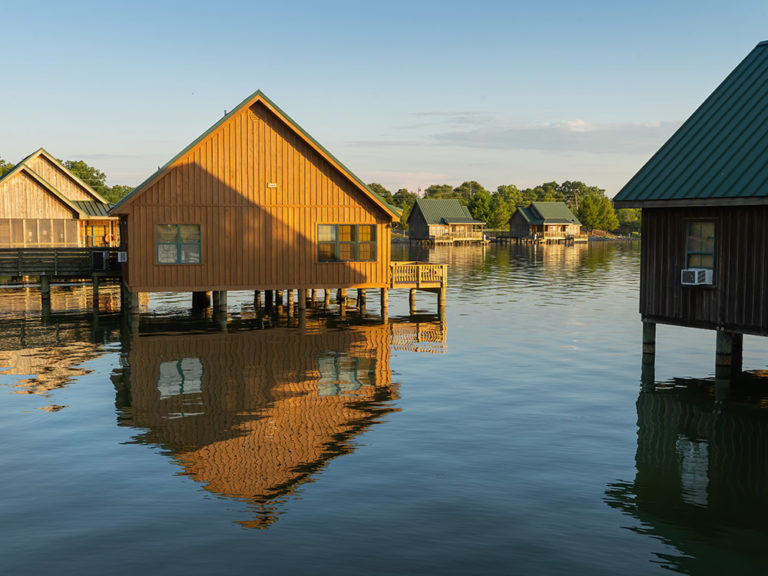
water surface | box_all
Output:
[2,242,768,575]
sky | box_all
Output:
[2,0,768,197]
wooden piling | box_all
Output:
[265,290,274,309]
[641,321,656,387]
[324,289,331,308]
[298,288,307,311]
[192,291,211,310]
[409,288,417,313]
[716,331,743,380]
[380,288,389,322]
[254,290,261,308]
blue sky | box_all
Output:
[2,0,767,196]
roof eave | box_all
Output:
[616,197,768,209]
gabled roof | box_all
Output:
[513,202,580,225]
[110,90,400,219]
[409,198,484,225]
[615,41,768,208]
[0,151,115,220]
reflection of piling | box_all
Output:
[716,331,743,380]
[92,275,100,309]
[192,291,211,311]
[642,321,656,386]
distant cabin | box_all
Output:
[110,90,400,295]
[613,40,768,377]
[0,149,118,248]
[508,202,584,243]
[407,198,485,244]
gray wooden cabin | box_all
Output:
[614,40,768,381]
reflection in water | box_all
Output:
[605,376,768,574]
[113,319,400,528]
[0,313,120,409]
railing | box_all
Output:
[0,248,122,277]
[430,230,486,242]
[390,261,447,290]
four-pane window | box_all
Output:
[686,221,715,269]
[318,224,376,262]
[157,224,201,264]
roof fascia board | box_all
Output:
[31,149,109,204]
[615,197,768,208]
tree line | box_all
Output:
[1,156,640,234]
[369,180,640,234]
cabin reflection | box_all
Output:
[605,377,768,572]
[115,320,399,528]
[0,313,119,406]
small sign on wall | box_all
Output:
[267,183,277,188]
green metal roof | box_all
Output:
[111,90,400,218]
[71,200,113,218]
[410,198,483,225]
[514,202,580,225]
[614,40,768,207]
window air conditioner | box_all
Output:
[681,268,713,286]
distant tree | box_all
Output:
[467,188,492,224]
[0,158,15,178]
[596,196,619,231]
[616,207,641,235]
[103,184,133,204]
[63,159,110,197]
[424,184,454,199]
[454,180,487,204]
[495,184,523,208]
[392,188,418,229]
[367,182,394,204]
[578,194,619,231]
[487,193,512,229]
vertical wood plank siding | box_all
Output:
[26,156,100,202]
[0,171,77,219]
[641,206,768,335]
[121,101,391,292]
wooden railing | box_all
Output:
[0,248,122,277]
[390,261,447,290]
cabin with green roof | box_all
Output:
[613,40,768,379]
[508,201,584,243]
[406,198,485,244]
[0,149,118,248]
[109,90,432,311]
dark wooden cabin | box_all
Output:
[614,40,768,379]
[407,198,485,244]
[508,201,584,242]
[110,90,401,299]
[0,149,119,248]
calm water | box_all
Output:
[2,242,768,575]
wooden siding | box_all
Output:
[26,155,99,202]
[407,207,430,240]
[508,211,529,237]
[0,170,77,219]
[641,206,768,335]
[119,101,392,291]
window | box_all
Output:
[318,224,376,262]
[686,221,715,269]
[157,224,201,264]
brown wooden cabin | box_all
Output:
[508,201,584,242]
[0,149,119,248]
[110,91,400,298]
[406,198,485,244]
[614,41,768,379]
[114,321,395,528]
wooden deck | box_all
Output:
[390,261,447,291]
[0,248,122,278]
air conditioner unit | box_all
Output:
[91,250,109,271]
[681,268,713,286]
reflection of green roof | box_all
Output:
[514,202,580,225]
[615,41,768,207]
[410,198,484,225]
[111,90,400,218]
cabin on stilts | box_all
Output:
[110,90,446,317]
[406,198,485,245]
[614,40,768,384]
[0,148,119,248]
[507,202,586,244]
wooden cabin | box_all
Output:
[406,198,485,244]
[508,201,584,242]
[0,149,118,248]
[115,322,395,528]
[110,91,400,302]
[613,40,768,379]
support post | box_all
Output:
[310,289,316,304]
[298,288,307,311]
[324,289,331,308]
[275,290,284,306]
[192,291,211,310]
[40,275,50,304]
[716,331,743,381]
[213,290,227,313]
[380,288,389,322]
[254,290,261,308]
[437,286,446,315]
[338,289,347,308]
[409,288,417,314]
[641,321,656,387]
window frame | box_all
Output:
[318,224,377,262]
[156,224,202,265]
[685,219,716,270]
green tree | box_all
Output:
[63,159,110,197]
[367,182,394,204]
[596,196,619,231]
[487,193,512,229]
[103,184,133,204]
[424,184,454,199]
[616,207,641,235]
[454,180,487,204]
[0,158,15,178]
[495,184,523,208]
[467,188,492,224]
[392,188,418,229]
[577,195,601,230]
